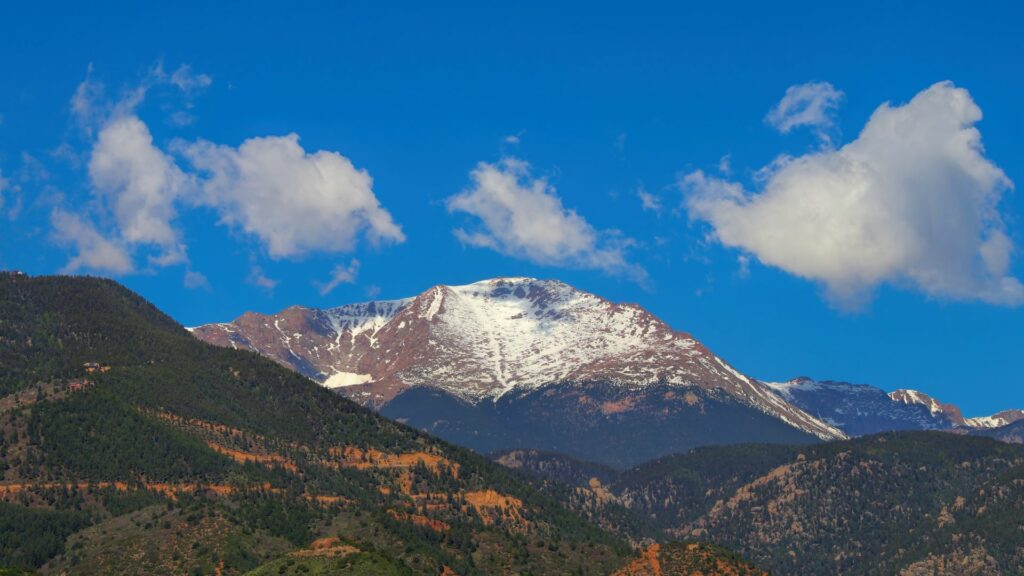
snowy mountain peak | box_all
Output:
[192,277,844,441]
[889,389,966,425]
[964,409,1024,429]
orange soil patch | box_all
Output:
[464,490,524,525]
[441,566,459,576]
[206,441,299,473]
[612,544,662,576]
[600,397,638,415]
[153,409,461,484]
[387,509,451,533]
[304,494,350,505]
[292,537,360,558]
[330,446,459,477]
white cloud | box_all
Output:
[89,115,190,265]
[637,185,662,214]
[717,154,732,175]
[71,62,211,132]
[183,269,211,290]
[50,209,133,274]
[71,65,105,131]
[317,259,360,296]
[247,265,278,292]
[180,134,404,259]
[168,64,212,95]
[766,81,844,137]
[57,65,401,287]
[447,157,644,279]
[683,81,1021,309]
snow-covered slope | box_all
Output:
[888,389,967,426]
[193,277,843,441]
[965,410,1024,429]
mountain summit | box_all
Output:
[194,278,842,466]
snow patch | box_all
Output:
[323,371,374,388]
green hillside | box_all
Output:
[0,273,631,575]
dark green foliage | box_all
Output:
[0,273,182,396]
[0,503,90,569]
[244,549,413,576]
[97,486,166,517]
[27,387,231,482]
[228,494,318,546]
[657,542,767,575]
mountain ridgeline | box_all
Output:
[0,273,634,575]
[193,277,1024,468]
[193,277,844,468]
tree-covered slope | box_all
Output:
[0,273,631,575]
[504,432,1024,575]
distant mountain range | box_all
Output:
[193,277,1022,466]
[765,378,1024,436]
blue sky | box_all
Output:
[2,1,1023,415]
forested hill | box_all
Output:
[0,273,633,575]
[504,433,1024,575]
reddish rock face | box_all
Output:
[192,277,844,441]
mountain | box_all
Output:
[0,273,633,575]
[764,378,960,435]
[891,389,1024,429]
[765,378,1024,437]
[972,419,1024,444]
[888,388,968,426]
[503,433,1024,575]
[965,410,1024,429]
[193,277,843,467]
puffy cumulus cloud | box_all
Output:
[766,81,844,136]
[180,134,404,259]
[317,259,360,296]
[89,115,190,265]
[447,158,645,280]
[55,65,402,284]
[50,209,134,275]
[683,81,1021,309]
